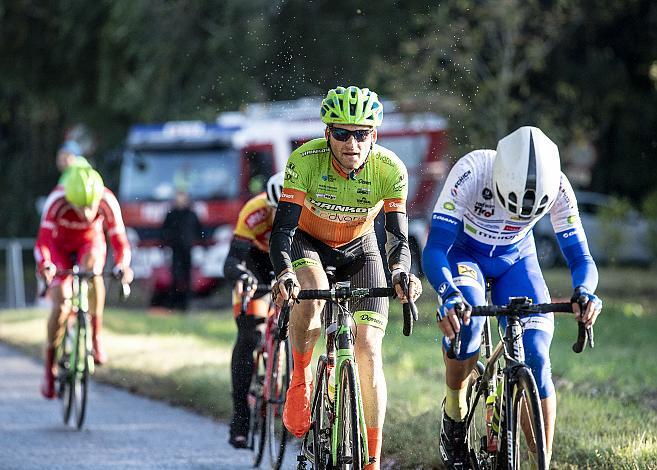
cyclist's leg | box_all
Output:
[493,251,554,464]
[349,233,388,469]
[283,232,328,437]
[229,295,268,447]
[443,248,488,420]
[42,249,74,398]
[79,237,108,364]
[439,247,487,467]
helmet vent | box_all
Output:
[521,189,536,216]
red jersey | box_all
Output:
[34,186,131,270]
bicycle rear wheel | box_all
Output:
[504,366,547,470]
[267,337,291,470]
[72,319,90,429]
[248,349,267,467]
[335,359,365,470]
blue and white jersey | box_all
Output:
[423,149,598,302]
[433,150,585,256]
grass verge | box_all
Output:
[1,267,656,468]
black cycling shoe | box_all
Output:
[439,405,470,469]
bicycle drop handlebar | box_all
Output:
[39,269,131,300]
[277,279,419,340]
[446,298,594,359]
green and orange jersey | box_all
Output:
[233,193,275,253]
[280,138,408,247]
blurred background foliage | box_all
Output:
[1,0,656,236]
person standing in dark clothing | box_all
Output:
[162,190,203,311]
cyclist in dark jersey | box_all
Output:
[223,172,283,448]
[269,86,421,470]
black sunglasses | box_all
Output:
[329,126,373,142]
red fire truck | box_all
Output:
[118,98,449,301]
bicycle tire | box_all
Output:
[465,362,489,469]
[305,356,327,470]
[502,366,547,470]
[336,359,364,470]
[61,323,75,425]
[73,318,90,429]
[267,337,291,470]
[249,350,267,467]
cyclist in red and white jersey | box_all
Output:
[34,167,133,399]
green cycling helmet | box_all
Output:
[320,86,383,127]
[64,167,104,207]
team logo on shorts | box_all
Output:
[457,264,477,280]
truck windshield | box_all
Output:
[120,149,240,201]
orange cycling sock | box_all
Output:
[291,348,313,385]
[283,348,314,438]
[365,427,382,470]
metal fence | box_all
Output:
[0,238,36,309]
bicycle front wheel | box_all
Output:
[306,355,329,470]
[248,349,267,467]
[465,361,489,468]
[60,324,75,425]
[266,337,291,470]
[72,319,90,429]
[504,366,547,470]
[335,359,365,470]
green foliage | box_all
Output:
[642,189,657,259]
[597,197,634,265]
[1,1,657,236]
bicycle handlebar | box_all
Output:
[39,269,131,300]
[277,280,295,341]
[446,299,593,359]
[397,273,419,337]
[277,283,417,340]
[294,287,394,300]
[238,279,273,316]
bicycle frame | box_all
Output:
[327,282,368,467]
[55,265,94,429]
[70,267,94,375]
[465,314,533,455]
[300,281,372,469]
[462,296,576,469]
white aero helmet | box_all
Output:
[265,171,285,207]
[493,126,561,219]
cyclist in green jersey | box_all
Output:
[269,86,422,470]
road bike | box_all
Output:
[278,268,418,470]
[448,282,593,469]
[242,279,292,470]
[46,267,130,429]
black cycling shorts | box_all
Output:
[290,230,389,331]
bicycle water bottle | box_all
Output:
[327,366,336,402]
[485,394,498,452]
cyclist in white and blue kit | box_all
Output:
[423,126,603,468]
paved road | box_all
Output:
[0,343,296,469]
